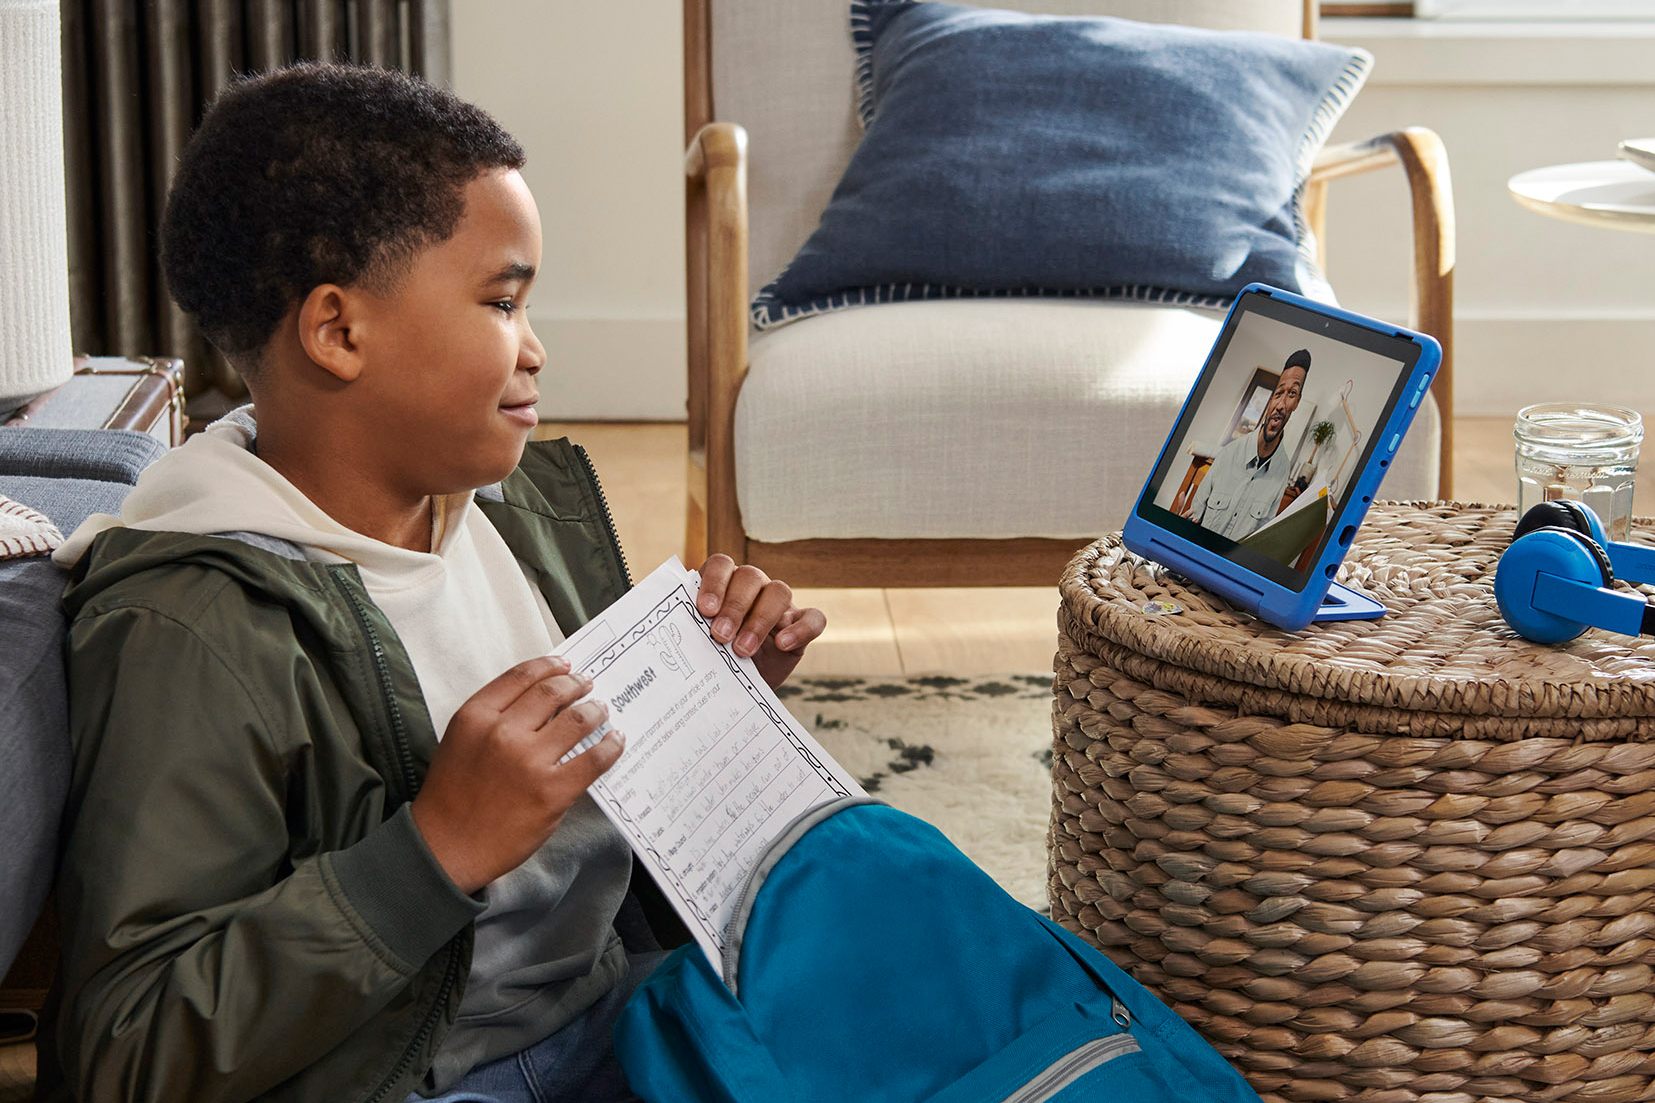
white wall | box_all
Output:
[450,1,686,420]
[1321,19,1655,417]
[452,9,1655,424]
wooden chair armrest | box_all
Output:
[684,121,746,179]
[1311,126,1456,498]
[684,122,750,561]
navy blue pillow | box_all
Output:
[752,1,1372,330]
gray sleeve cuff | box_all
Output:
[324,804,485,972]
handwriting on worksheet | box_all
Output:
[555,559,863,969]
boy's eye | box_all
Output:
[490,300,517,315]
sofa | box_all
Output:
[0,428,166,1051]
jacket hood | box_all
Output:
[59,520,344,632]
[55,406,466,575]
[57,405,338,624]
[53,406,261,569]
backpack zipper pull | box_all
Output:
[1111,997,1130,1030]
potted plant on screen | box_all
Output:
[1294,419,1337,492]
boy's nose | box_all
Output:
[520,326,546,374]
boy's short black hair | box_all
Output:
[161,63,526,374]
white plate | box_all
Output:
[1508,160,1655,233]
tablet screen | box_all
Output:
[1135,290,1422,592]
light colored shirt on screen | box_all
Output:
[1190,428,1293,540]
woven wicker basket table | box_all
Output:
[1050,503,1655,1103]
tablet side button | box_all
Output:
[1388,433,1401,454]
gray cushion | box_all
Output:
[0,552,74,976]
[0,469,143,976]
[2,474,131,536]
[0,426,167,484]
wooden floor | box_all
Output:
[538,417,1652,678]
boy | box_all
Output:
[43,64,823,1103]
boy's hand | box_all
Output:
[696,554,825,689]
[411,656,622,894]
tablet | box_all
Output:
[1122,283,1441,632]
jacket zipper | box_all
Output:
[330,566,419,796]
[330,567,463,1103]
[363,943,465,1103]
[572,443,633,587]
[999,1032,1141,1103]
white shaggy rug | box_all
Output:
[775,674,1055,913]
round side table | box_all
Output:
[1051,503,1655,1103]
[1508,161,1655,235]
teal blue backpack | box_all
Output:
[615,799,1262,1103]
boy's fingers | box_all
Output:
[697,554,737,616]
[538,697,611,757]
[774,607,826,652]
[709,566,772,644]
[733,581,794,657]
[558,729,627,788]
[497,671,593,732]
[467,655,574,715]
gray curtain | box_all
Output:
[60,0,452,406]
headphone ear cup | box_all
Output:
[1514,500,1609,546]
[1562,500,1610,546]
[1495,527,1614,643]
[1573,528,1614,586]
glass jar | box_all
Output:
[1514,403,1643,541]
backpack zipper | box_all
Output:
[720,797,882,991]
[330,567,463,1103]
[999,1033,1141,1103]
[572,443,633,587]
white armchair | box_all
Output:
[684,0,1453,586]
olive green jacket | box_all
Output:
[41,440,632,1103]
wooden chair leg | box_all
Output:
[684,473,708,568]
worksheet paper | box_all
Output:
[556,558,865,969]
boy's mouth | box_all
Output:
[500,395,540,427]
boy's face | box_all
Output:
[352,168,546,496]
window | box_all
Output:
[1321,3,1415,14]
[1416,0,1655,15]
[1322,0,1655,15]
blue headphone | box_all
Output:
[1495,500,1655,643]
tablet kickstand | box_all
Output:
[1313,581,1387,622]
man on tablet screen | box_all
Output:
[1180,350,1309,540]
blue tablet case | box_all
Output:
[1122,284,1441,632]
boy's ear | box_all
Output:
[296,284,366,382]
